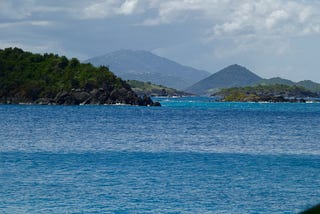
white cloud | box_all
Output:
[80,0,143,19]
[131,0,320,39]
[2,0,320,37]
[118,0,139,15]
[1,0,320,60]
[82,1,117,19]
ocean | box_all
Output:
[1,97,319,213]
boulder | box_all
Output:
[72,91,91,104]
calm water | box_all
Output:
[1,97,320,213]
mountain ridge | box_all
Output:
[186,64,320,95]
[84,50,211,90]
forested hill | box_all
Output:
[0,47,159,106]
[186,64,262,95]
[214,84,319,102]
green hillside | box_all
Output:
[187,64,320,95]
[257,78,320,93]
[0,47,158,106]
[186,64,262,95]
[214,84,318,102]
[296,80,320,93]
[127,80,192,97]
[257,77,295,86]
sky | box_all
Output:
[1,0,320,82]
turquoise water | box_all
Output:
[1,97,320,213]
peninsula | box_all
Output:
[0,47,160,106]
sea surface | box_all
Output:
[1,97,319,213]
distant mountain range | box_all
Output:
[186,64,320,95]
[85,50,210,90]
[258,78,320,93]
[85,50,320,95]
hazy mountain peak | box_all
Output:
[85,50,211,90]
[186,64,262,95]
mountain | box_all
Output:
[257,77,295,86]
[296,80,320,93]
[255,78,320,93]
[126,80,192,97]
[84,50,210,90]
[186,64,263,95]
[0,47,159,106]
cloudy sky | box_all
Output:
[1,0,320,82]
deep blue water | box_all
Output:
[1,97,320,213]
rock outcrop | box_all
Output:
[2,88,161,106]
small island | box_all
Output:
[213,84,319,102]
[0,48,160,106]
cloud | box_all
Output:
[2,0,320,37]
[81,1,118,19]
[118,0,139,15]
[141,0,213,26]
[133,0,320,39]
[1,0,320,59]
[80,0,142,19]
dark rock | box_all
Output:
[139,95,155,106]
[55,91,77,105]
[35,98,55,105]
[153,101,161,106]
[1,87,159,106]
[72,91,91,104]
[89,88,109,104]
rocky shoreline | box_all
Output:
[213,84,319,103]
[1,88,161,106]
[217,95,314,103]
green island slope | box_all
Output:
[213,84,319,102]
[0,47,160,106]
[126,80,192,97]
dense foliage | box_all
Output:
[296,80,320,93]
[257,78,320,93]
[214,84,318,102]
[0,47,158,105]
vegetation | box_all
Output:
[296,80,320,93]
[127,80,192,97]
[257,77,295,86]
[187,64,320,95]
[257,78,320,93]
[213,84,319,102]
[186,64,263,95]
[0,47,159,106]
